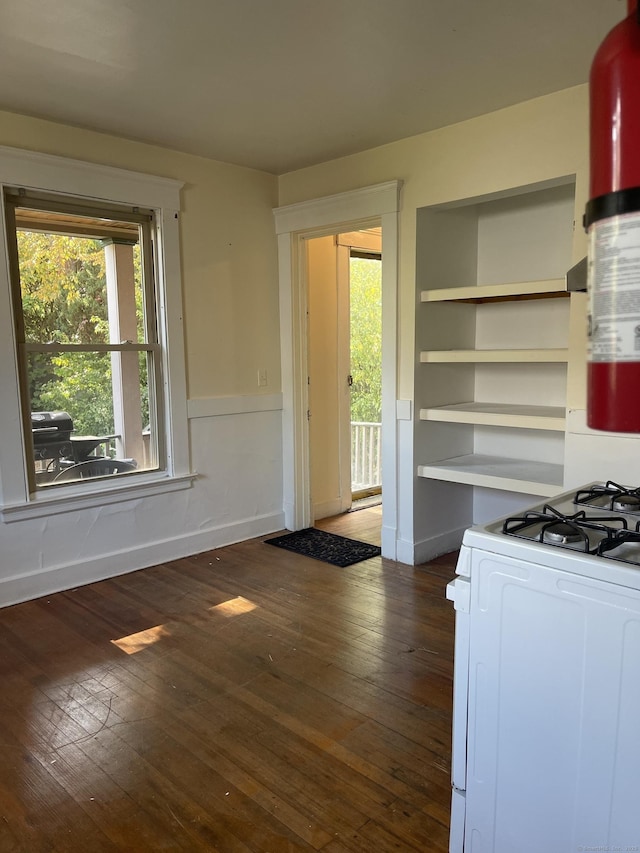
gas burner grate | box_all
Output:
[597,528,640,565]
[503,504,628,552]
[575,481,640,514]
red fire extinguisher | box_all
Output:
[586,0,640,431]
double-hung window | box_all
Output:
[5,190,164,489]
[0,146,189,518]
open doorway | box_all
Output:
[307,228,382,523]
[348,242,382,509]
[273,179,400,559]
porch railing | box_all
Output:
[351,421,382,491]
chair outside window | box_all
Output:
[52,458,137,483]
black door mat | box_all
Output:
[264,528,381,567]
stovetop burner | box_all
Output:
[475,482,640,573]
[542,521,584,546]
[612,494,640,513]
[503,504,628,553]
[597,529,640,565]
[575,481,640,516]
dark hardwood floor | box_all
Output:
[0,508,457,852]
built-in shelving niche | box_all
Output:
[415,175,576,534]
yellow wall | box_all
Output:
[0,85,594,467]
[0,109,281,400]
[278,84,591,409]
[0,85,591,409]
[307,235,342,516]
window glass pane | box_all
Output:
[28,350,158,487]
[30,350,115,435]
[6,196,164,492]
[15,211,146,345]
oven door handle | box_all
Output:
[447,577,470,613]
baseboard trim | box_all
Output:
[0,511,285,609]
[395,537,416,566]
[396,527,465,566]
[413,526,466,566]
[381,524,397,561]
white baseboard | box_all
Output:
[398,526,466,566]
[381,524,397,561]
[0,510,285,609]
[395,537,416,566]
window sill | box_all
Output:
[1,472,197,523]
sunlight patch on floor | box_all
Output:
[209,596,257,617]
[111,596,258,654]
[111,624,170,655]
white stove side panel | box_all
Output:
[465,549,640,853]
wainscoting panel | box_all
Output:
[0,397,284,607]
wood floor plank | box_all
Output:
[116,716,322,853]
[0,721,118,852]
[29,740,206,853]
[70,723,246,852]
[191,677,446,835]
[156,710,335,850]
[175,704,374,841]
[0,507,456,851]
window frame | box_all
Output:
[0,145,191,521]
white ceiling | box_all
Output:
[0,0,625,175]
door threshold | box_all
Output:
[350,494,382,512]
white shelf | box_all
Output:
[420,278,568,303]
[420,348,569,364]
[419,402,566,431]
[415,179,576,518]
[417,454,564,497]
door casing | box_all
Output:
[274,181,401,559]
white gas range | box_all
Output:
[447,481,640,853]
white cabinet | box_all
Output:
[416,178,576,509]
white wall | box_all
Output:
[279,84,590,401]
[279,85,600,562]
[1,81,629,592]
[0,112,284,606]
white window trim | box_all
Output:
[0,145,191,519]
[1,473,196,523]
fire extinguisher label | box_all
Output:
[588,211,640,362]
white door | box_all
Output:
[307,229,382,522]
[307,235,351,521]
